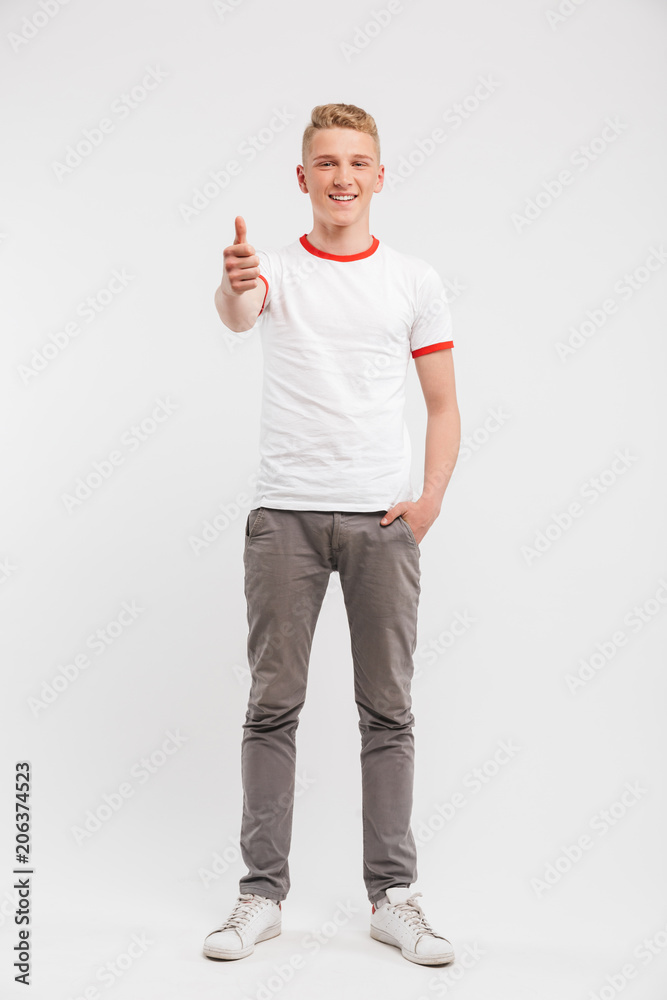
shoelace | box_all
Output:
[389,892,443,938]
[216,893,270,932]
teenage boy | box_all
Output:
[204,104,461,967]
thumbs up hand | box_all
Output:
[221,215,261,296]
[233,215,247,246]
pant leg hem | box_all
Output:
[239,888,284,903]
[370,884,410,907]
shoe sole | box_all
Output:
[370,925,455,966]
[203,920,282,960]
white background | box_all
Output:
[2,0,666,997]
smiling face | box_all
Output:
[297,127,384,229]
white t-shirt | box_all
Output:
[248,233,454,511]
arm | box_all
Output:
[214,280,266,333]
[380,348,460,543]
[415,347,461,517]
[214,215,268,332]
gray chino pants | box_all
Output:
[238,506,421,908]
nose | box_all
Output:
[333,163,352,186]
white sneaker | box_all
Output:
[370,886,455,966]
[203,892,282,960]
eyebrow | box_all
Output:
[312,154,373,161]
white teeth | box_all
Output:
[330,195,356,200]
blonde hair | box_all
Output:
[302,103,380,166]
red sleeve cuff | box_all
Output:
[257,274,269,316]
[411,341,454,358]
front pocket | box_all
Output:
[246,507,265,538]
[399,515,419,551]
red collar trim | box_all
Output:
[299,233,380,261]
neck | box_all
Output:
[306,220,373,256]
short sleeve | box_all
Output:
[256,249,272,317]
[410,266,454,358]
